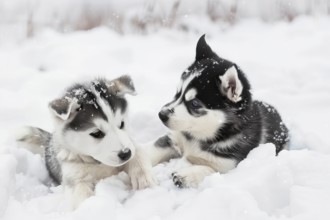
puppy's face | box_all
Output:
[159,36,250,140]
[61,103,135,167]
[50,76,137,167]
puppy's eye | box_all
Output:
[90,129,105,139]
[120,121,125,129]
[189,99,202,109]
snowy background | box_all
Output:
[1,0,330,219]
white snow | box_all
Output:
[1,14,330,220]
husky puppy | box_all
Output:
[148,35,289,188]
[17,75,156,209]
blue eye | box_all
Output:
[190,99,202,109]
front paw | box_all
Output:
[171,166,213,188]
[130,168,157,190]
[171,172,185,188]
[171,170,198,188]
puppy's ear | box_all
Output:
[106,75,136,96]
[218,66,243,103]
[49,97,79,120]
[196,34,215,61]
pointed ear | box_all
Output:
[106,75,136,96]
[219,66,243,103]
[196,34,215,61]
[49,97,79,120]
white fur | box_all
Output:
[184,88,197,101]
[219,66,243,103]
[55,88,136,167]
[124,147,157,190]
[173,165,215,188]
[61,157,119,209]
[175,132,237,173]
[171,132,236,187]
[60,147,157,209]
[149,68,239,187]
[147,131,237,188]
[163,70,227,140]
[49,84,154,209]
[167,104,226,140]
[145,139,181,166]
[167,69,204,110]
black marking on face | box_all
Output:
[65,87,108,131]
[64,79,128,132]
[155,135,173,148]
[66,103,106,131]
[176,37,252,114]
[92,80,128,114]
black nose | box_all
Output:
[117,148,131,161]
[158,111,169,122]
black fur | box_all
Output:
[188,37,288,161]
[45,139,62,184]
[158,35,289,165]
[155,135,173,148]
[64,80,128,132]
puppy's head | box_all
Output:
[49,75,137,167]
[159,35,251,140]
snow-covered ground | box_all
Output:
[1,16,330,220]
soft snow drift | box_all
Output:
[1,17,330,220]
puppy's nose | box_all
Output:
[159,110,169,122]
[117,148,131,161]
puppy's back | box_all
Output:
[254,101,289,153]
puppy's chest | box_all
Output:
[174,133,237,172]
[62,162,119,184]
[176,134,211,164]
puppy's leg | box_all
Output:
[147,134,181,166]
[124,147,157,190]
[172,155,237,188]
[66,182,94,210]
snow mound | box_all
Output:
[2,144,330,220]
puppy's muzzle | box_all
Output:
[117,148,132,161]
[159,108,173,123]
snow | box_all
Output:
[0,0,329,40]
[1,15,330,220]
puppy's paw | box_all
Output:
[172,171,200,188]
[129,166,158,190]
[171,170,199,188]
[171,172,186,188]
[171,166,214,188]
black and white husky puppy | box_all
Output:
[17,75,156,209]
[148,35,289,188]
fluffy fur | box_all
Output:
[148,35,289,188]
[17,75,156,209]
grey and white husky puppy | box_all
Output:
[17,75,156,209]
[148,35,289,188]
